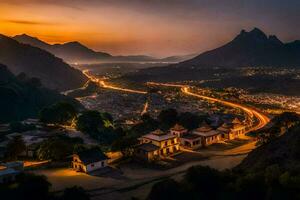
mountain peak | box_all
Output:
[13,34,50,47]
[234,27,268,43]
[63,41,86,48]
[249,27,268,39]
[14,34,40,41]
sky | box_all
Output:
[0,0,300,57]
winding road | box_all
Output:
[146,82,270,131]
[81,70,269,132]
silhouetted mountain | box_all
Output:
[177,28,300,68]
[13,34,112,63]
[0,34,88,91]
[13,34,192,64]
[0,64,82,123]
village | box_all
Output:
[0,71,266,199]
[0,110,250,185]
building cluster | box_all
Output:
[240,93,300,113]
[134,118,247,162]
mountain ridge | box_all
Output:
[13,34,194,63]
[13,34,112,63]
[0,34,88,91]
[177,27,300,68]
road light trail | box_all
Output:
[147,82,270,132]
[82,70,147,94]
[141,101,149,116]
[81,71,269,131]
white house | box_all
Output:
[72,148,109,173]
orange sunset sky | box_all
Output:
[1,0,300,57]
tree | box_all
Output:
[5,135,26,161]
[111,136,137,157]
[147,179,182,200]
[130,114,158,138]
[76,110,105,134]
[158,109,178,129]
[39,102,77,125]
[184,166,224,199]
[101,112,114,123]
[61,186,90,200]
[14,173,52,200]
[178,112,205,130]
[37,135,83,161]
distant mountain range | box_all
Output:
[13,34,112,63]
[0,34,88,91]
[13,34,195,64]
[0,64,81,122]
[178,28,300,68]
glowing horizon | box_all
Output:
[1,0,300,57]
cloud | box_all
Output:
[2,19,57,26]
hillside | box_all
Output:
[0,34,88,91]
[0,64,82,123]
[237,122,300,172]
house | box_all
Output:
[72,148,108,173]
[217,118,246,140]
[193,123,221,146]
[135,129,180,162]
[170,124,188,137]
[0,124,10,134]
[0,161,24,184]
[180,133,202,150]
[170,124,202,150]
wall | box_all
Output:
[86,160,107,172]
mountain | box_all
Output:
[13,34,112,64]
[13,34,192,64]
[159,54,198,63]
[178,28,300,68]
[0,34,88,91]
[0,64,82,123]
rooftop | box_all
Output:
[170,124,186,131]
[181,133,201,140]
[76,148,108,165]
[194,125,213,132]
[193,129,220,137]
[231,118,242,124]
[136,143,159,152]
[142,130,176,141]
